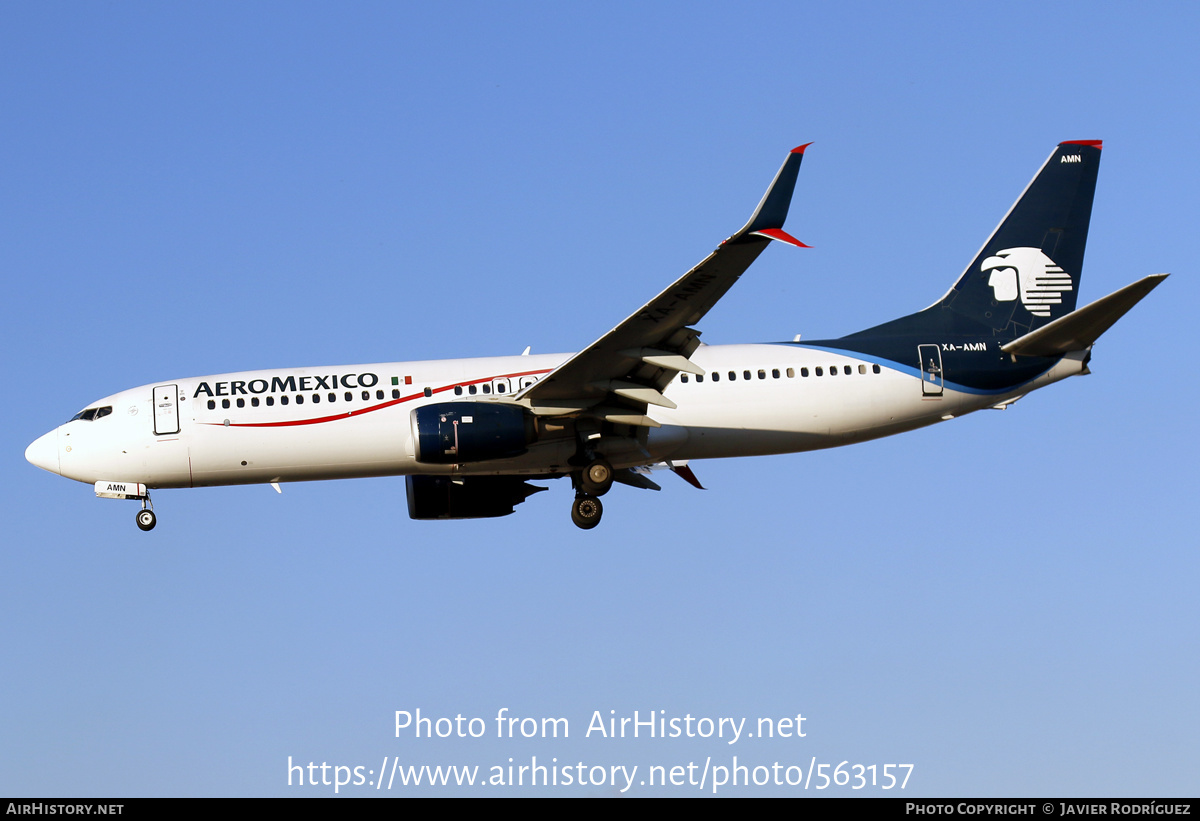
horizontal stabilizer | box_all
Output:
[1001,274,1168,357]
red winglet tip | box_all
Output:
[752,228,810,248]
[791,142,813,154]
[1060,139,1102,149]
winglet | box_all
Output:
[740,143,810,238]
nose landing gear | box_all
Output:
[135,495,156,531]
[136,508,157,531]
[93,481,158,531]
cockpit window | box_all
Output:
[68,406,112,423]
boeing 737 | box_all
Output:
[25,141,1166,531]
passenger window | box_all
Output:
[251,397,260,407]
[296,395,304,404]
[728,371,736,381]
[816,367,823,376]
[455,386,463,395]
[362,390,370,400]
[237,398,245,408]
[680,374,689,383]
[788,368,796,378]
[267,396,275,406]
[712,372,720,382]
[207,400,216,410]
[329,392,337,402]
[757,370,765,380]
[482,384,491,394]
[376,390,384,400]
[772,369,780,379]
[469,385,477,395]
[696,374,704,382]
[423,387,432,397]
[858,364,866,374]
[744,370,752,380]
[393,389,401,399]
[873,364,881,374]
[312,394,320,403]
[844,365,852,375]
[280,396,288,406]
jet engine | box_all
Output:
[410,403,535,464]
[405,475,546,520]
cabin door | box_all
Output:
[152,385,181,435]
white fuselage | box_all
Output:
[26,343,1084,490]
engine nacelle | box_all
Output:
[405,475,546,520]
[411,402,535,464]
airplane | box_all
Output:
[25,141,1166,532]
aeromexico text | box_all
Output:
[193,373,381,398]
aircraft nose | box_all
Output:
[25,429,60,475]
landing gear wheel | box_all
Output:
[580,458,614,496]
[571,494,603,530]
[136,509,157,532]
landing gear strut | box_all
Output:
[571,494,603,530]
[135,495,156,531]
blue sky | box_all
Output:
[3,1,1197,796]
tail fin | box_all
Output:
[939,141,1101,333]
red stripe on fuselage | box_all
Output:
[198,367,554,428]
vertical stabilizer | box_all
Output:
[939,141,1101,333]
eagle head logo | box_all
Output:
[980,247,1073,317]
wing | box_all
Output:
[516,144,810,427]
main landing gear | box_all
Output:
[571,493,603,530]
[579,457,614,496]
[135,496,156,531]
[569,457,612,530]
